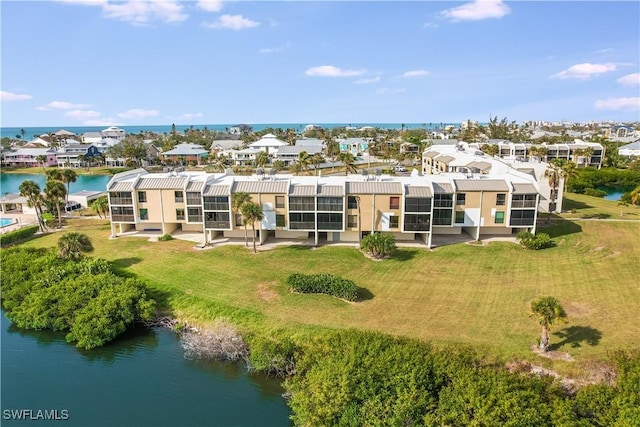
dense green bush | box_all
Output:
[569,168,640,194]
[1,247,156,349]
[158,234,174,241]
[0,225,39,247]
[517,231,554,250]
[360,232,396,258]
[287,273,359,301]
[583,188,607,198]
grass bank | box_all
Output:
[18,215,640,378]
[559,192,640,219]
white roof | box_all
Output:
[250,134,287,147]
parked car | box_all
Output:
[394,166,407,172]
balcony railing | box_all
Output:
[110,197,133,205]
[316,203,343,212]
[511,200,536,208]
[205,221,230,229]
[186,197,201,205]
[111,215,135,222]
[317,222,343,230]
[289,203,316,211]
[188,215,203,223]
[204,203,229,211]
[289,221,315,230]
[510,218,535,226]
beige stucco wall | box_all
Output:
[432,226,462,235]
[275,230,310,239]
[479,226,513,235]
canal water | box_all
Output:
[1,310,292,426]
[0,173,111,195]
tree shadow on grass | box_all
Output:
[549,325,602,351]
[539,220,583,238]
[357,287,374,302]
[111,257,143,268]
[562,198,593,211]
[390,248,418,262]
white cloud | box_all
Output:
[376,87,406,95]
[440,0,510,22]
[259,42,292,54]
[64,110,101,120]
[206,14,260,30]
[595,97,640,111]
[196,0,223,12]
[58,0,187,26]
[550,63,617,80]
[305,65,366,77]
[617,73,640,86]
[37,100,92,111]
[594,48,613,54]
[117,108,160,119]
[355,76,381,84]
[1,91,32,101]
[423,22,438,29]
[399,70,430,78]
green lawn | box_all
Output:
[16,217,640,376]
[560,192,639,219]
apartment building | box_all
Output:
[107,167,541,249]
[422,143,563,215]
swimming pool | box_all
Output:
[0,218,14,227]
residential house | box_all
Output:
[274,145,323,166]
[249,133,287,156]
[161,143,208,165]
[337,138,369,155]
[102,126,126,141]
[3,148,58,167]
[56,144,101,168]
[618,140,640,158]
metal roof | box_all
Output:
[108,181,134,191]
[424,151,440,158]
[136,177,188,190]
[317,184,344,196]
[512,183,538,194]
[232,180,289,194]
[186,181,204,192]
[405,185,432,198]
[432,182,454,193]
[454,179,509,192]
[436,155,455,164]
[466,160,492,171]
[289,185,316,196]
[203,185,230,196]
[345,181,403,194]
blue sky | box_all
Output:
[1,0,639,127]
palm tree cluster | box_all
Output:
[529,296,567,352]
[232,192,264,253]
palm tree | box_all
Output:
[46,168,64,182]
[560,161,578,194]
[45,180,67,228]
[339,152,358,174]
[19,180,46,231]
[544,163,561,221]
[360,232,396,258]
[272,160,285,172]
[241,202,264,253]
[256,151,270,168]
[529,296,567,352]
[311,153,325,176]
[297,151,310,175]
[92,196,109,218]
[57,232,94,260]
[36,155,47,173]
[62,169,77,202]
[232,192,252,247]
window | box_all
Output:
[509,210,535,226]
[495,211,505,224]
[455,211,465,224]
[404,214,430,231]
[289,213,315,229]
[496,193,506,206]
[138,191,147,203]
[433,209,452,226]
[203,196,229,211]
[347,215,357,228]
[389,216,399,228]
[276,214,285,227]
[347,196,358,209]
[317,197,343,211]
[405,198,431,213]
[205,212,230,228]
[187,207,202,222]
[433,194,453,207]
[389,197,400,210]
[175,191,184,203]
[176,209,185,221]
[139,208,148,220]
[289,197,315,211]
[317,213,343,230]
[456,193,466,205]
[186,192,201,205]
[275,196,285,209]
[235,213,243,226]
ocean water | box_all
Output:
[1,123,458,140]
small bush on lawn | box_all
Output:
[516,231,553,250]
[583,188,607,198]
[158,234,174,241]
[0,225,40,247]
[287,273,359,302]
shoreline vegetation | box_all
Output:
[2,193,640,424]
[0,166,131,176]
